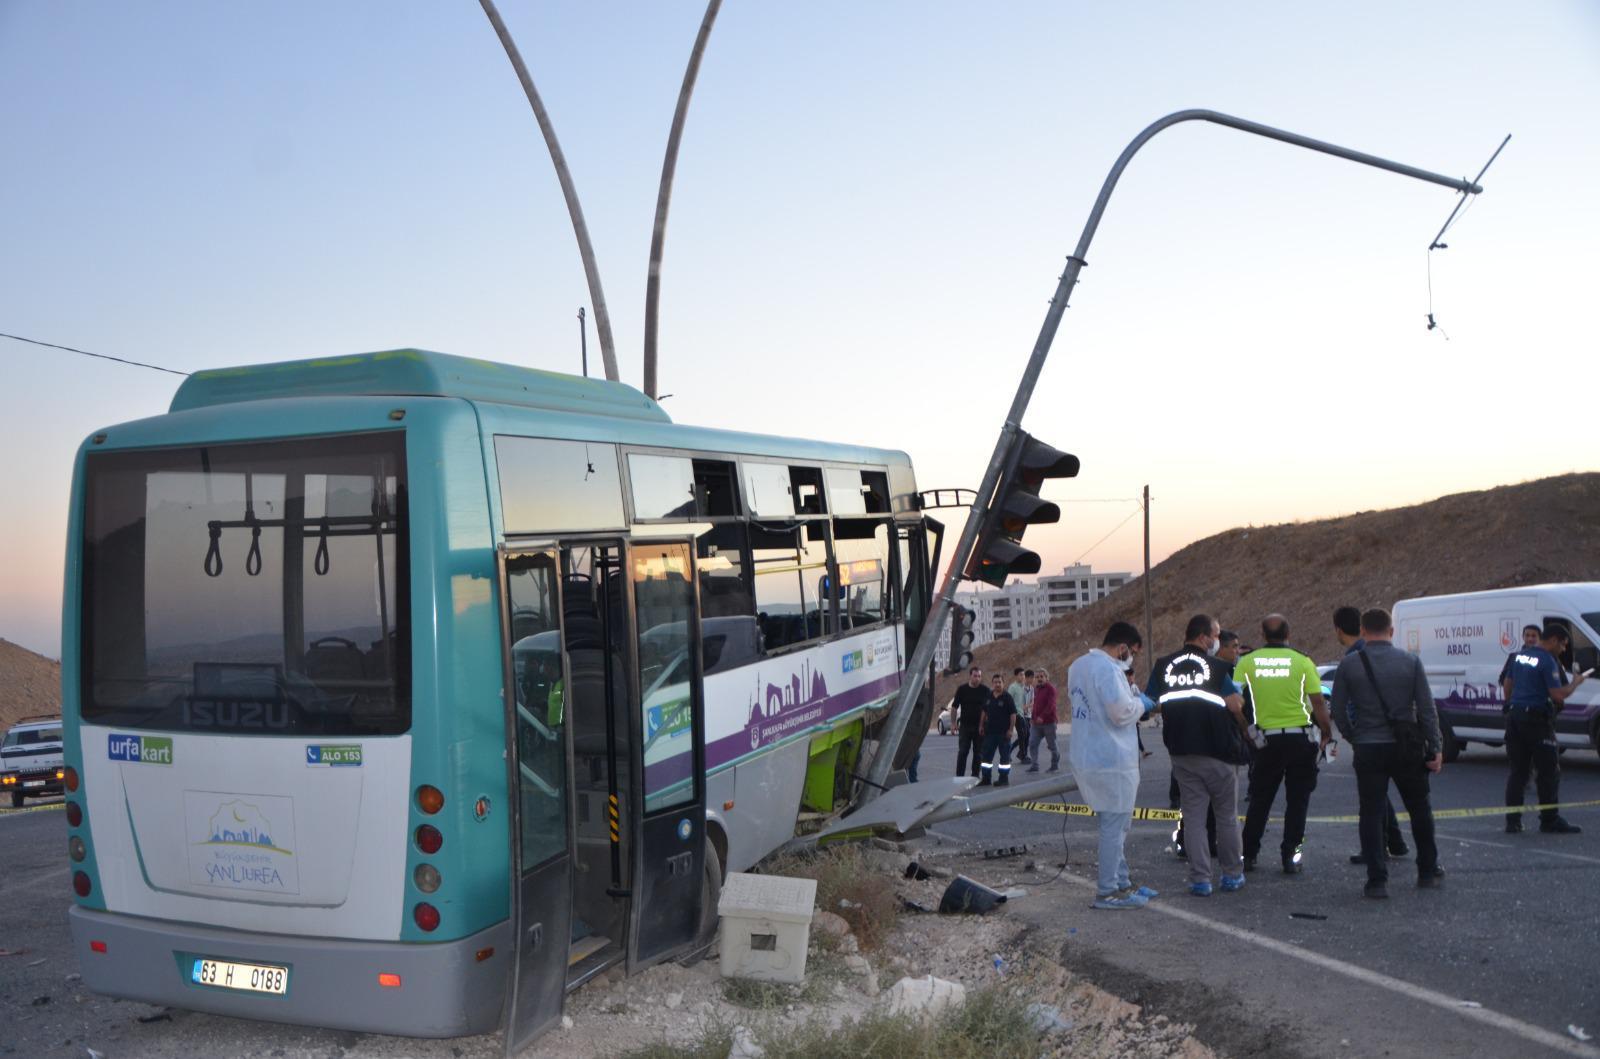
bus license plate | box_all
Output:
[191,958,288,995]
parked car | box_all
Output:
[2,717,65,808]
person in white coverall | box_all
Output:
[1068,621,1160,910]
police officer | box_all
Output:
[1152,614,1250,895]
[977,673,1015,786]
[1238,615,1332,873]
[951,667,989,778]
[1501,625,1589,833]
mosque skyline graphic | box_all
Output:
[203,799,292,855]
[746,658,829,747]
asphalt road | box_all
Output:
[6,726,1598,1058]
[913,719,1600,1058]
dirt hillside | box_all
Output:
[937,472,1600,703]
[1,639,62,730]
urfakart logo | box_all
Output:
[107,733,173,765]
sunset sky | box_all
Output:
[3,2,1598,657]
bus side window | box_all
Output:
[695,524,757,674]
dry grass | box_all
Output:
[620,983,1045,1059]
[763,844,901,952]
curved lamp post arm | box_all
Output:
[861,109,1484,799]
[478,0,620,383]
[643,0,723,400]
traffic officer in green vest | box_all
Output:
[1238,614,1333,873]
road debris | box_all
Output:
[938,874,1007,914]
[1569,1025,1593,1042]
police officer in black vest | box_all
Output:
[1151,614,1251,895]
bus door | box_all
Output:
[559,543,634,981]
[499,549,574,1053]
[626,539,708,967]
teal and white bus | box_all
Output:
[62,350,939,1047]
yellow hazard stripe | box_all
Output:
[1010,798,1600,825]
[0,802,65,818]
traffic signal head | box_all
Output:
[966,431,1078,588]
[946,605,976,674]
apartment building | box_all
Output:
[933,563,1131,670]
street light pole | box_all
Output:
[861,109,1488,801]
[478,0,620,384]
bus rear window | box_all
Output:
[81,432,409,735]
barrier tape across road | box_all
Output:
[1010,797,1600,825]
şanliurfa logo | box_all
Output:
[107,733,173,765]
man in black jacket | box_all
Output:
[1331,608,1444,899]
[1151,614,1250,896]
[951,667,990,779]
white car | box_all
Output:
[2,718,65,808]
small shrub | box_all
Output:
[764,844,900,951]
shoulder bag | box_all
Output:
[1357,648,1429,767]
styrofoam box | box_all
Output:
[717,871,818,984]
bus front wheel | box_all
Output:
[689,836,723,961]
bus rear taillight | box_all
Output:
[413,903,440,932]
[69,836,86,862]
[66,801,82,827]
[415,785,444,814]
[413,863,441,893]
[64,766,79,792]
[73,871,92,897]
[415,825,443,855]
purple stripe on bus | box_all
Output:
[643,672,904,797]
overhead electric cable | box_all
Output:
[0,331,190,376]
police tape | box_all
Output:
[0,802,65,818]
[1009,798,1600,825]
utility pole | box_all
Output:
[1143,484,1153,683]
[860,109,1489,801]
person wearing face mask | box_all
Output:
[1068,621,1159,909]
[1151,614,1251,896]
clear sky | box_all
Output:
[2,2,1598,657]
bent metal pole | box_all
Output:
[860,109,1485,802]
[478,0,621,384]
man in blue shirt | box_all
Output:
[1501,626,1589,833]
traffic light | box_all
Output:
[965,431,1079,588]
[946,605,976,674]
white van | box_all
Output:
[1393,584,1600,760]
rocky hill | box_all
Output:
[936,472,1600,703]
[0,639,62,731]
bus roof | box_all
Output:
[170,349,671,424]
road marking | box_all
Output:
[7,864,68,889]
[1438,832,1600,867]
[1053,871,1598,1057]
